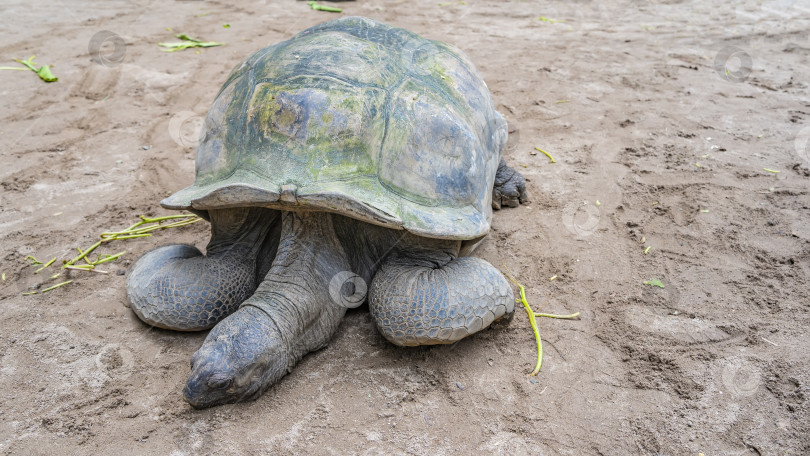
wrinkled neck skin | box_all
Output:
[184,210,459,408]
[332,214,463,282]
[244,211,355,369]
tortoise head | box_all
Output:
[183,306,287,408]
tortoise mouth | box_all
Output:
[183,370,264,409]
[183,338,283,409]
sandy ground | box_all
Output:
[1,0,809,454]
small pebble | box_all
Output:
[117,269,126,276]
[456,382,464,390]
[141,145,152,150]
[529,378,539,384]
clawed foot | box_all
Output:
[492,158,529,210]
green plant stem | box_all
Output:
[25,256,43,266]
[140,214,198,223]
[41,280,72,293]
[66,240,102,267]
[110,234,152,240]
[502,268,580,376]
[534,312,581,319]
[535,147,556,163]
[34,257,57,274]
[92,251,126,266]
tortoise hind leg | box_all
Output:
[492,157,529,210]
[368,241,515,346]
[126,207,280,331]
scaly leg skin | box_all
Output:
[126,207,280,331]
[368,238,515,346]
[492,157,529,210]
[183,211,352,408]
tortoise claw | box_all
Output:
[492,158,529,210]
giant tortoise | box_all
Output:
[127,16,528,408]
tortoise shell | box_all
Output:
[162,16,507,240]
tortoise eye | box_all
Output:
[207,377,233,390]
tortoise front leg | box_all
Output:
[492,157,529,209]
[126,207,280,331]
[368,241,515,346]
